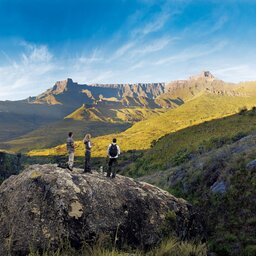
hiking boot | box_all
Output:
[111,175,116,179]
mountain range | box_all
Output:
[1,71,256,154]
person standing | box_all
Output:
[107,138,120,178]
[83,133,92,173]
[66,132,75,171]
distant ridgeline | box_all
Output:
[2,70,256,155]
[0,152,22,182]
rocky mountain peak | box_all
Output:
[52,78,76,94]
[0,164,204,255]
[190,71,215,80]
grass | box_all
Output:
[28,238,207,256]
[126,109,256,176]
[3,119,131,153]
[65,105,166,123]
[3,107,166,153]
[29,93,256,157]
[133,119,256,255]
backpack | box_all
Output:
[109,144,118,157]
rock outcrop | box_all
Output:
[246,159,256,172]
[190,71,215,80]
[0,164,203,255]
[32,79,166,106]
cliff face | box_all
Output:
[32,79,166,106]
[0,164,203,255]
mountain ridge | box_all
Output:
[2,71,256,153]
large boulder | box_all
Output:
[0,164,203,255]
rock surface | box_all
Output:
[246,159,256,171]
[0,164,203,255]
[210,181,227,194]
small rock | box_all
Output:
[210,181,227,194]
[246,159,256,171]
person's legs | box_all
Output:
[84,153,87,172]
[111,159,117,178]
[87,152,91,172]
[107,158,113,177]
[84,151,91,173]
[68,152,74,170]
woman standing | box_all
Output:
[83,134,92,173]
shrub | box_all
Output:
[28,237,207,256]
[149,239,207,256]
[238,107,248,115]
[171,149,191,166]
[245,245,256,256]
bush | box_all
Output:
[245,245,256,256]
[171,149,191,166]
[238,107,248,115]
[28,238,207,256]
[149,239,207,256]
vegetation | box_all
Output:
[124,109,256,255]
[0,152,21,183]
[1,107,166,153]
[28,238,207,256]
[29,93,256,157]
[65,105,166,122]
[2,120,131,153]
[125,108,256,177]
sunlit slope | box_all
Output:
[236,81,256,95]
[29,92,256,157]
[131,110,256,174]
[3,120,131,153]
[65,105,166,122]
[3,107,166,153]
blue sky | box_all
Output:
[0,0,256,100]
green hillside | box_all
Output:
[29,92,256,157]
[65,105,166,123]
[135,112,256,256]
[2,106,167,153]
[126,108,256,176]
[2,120,130,153]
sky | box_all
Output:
[0,0,256,100]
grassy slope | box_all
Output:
[127,110,256,175]
[29,93,256,157]
[4,106,166,153]
[65,105,166,123]
[136,118,256,256]
[4,120,131,153]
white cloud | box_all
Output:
[129,36,174,57]
[109,42,135,61]
[0,43,57,100]
[154,41,228,65]
[78,48,103,64]
[213,65,256,82]
[132,11,170,38]
[212,15,229,33]
[139,12,170,35]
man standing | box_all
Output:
[66,132,75,171]
[107,138,120,178]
